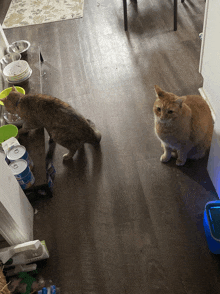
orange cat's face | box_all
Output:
[153,85,185,122]
[153,99,180,122]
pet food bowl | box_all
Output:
[0,86,25,126]
[4,112,23,126]
[203,200,220,254]
[0,124,18,144]
[7,40,30,56]
[0,86,25,105]
[3,60,31,84]
[0,52,21,68]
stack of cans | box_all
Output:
[3,137,35,190]
[6,144,34,170]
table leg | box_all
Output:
[123,0,128,31]
[174,0,177,31]
[40,51,44,63]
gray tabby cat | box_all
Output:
[2,86,101,160]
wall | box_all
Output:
[199,0,220,196]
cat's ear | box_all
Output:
[12,85,18,92]
[175,97,186,108]
[154,85,166,99]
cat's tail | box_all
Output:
[87,119,102,145]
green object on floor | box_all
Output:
[0,124,18,144]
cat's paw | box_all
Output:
[18,128,29,135]
[63,153,73,161]
[160,154,171,163]
[176,159,186,166]
[94,132,102,144]
[171,151,178,158]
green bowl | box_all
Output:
[0,86,25,106]
[0,124,18,144]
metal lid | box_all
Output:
[9,159,28,175]
[7,145,26,160]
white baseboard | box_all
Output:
[199,87,216,122]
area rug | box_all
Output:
[2,0,84,29]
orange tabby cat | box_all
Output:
[2,86,101,161]
[153,85,213,166]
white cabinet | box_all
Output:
[0,152,34,245]
[199,0,220,196]
[0,26,34,244]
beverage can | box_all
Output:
[7,145,34,169]
[9,159,35,190]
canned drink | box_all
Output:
[9,159,35,190]
[6,145,34,170]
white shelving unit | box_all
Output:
[0,152,34,245]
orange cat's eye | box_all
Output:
[157,107,161,112]
[168,110,173,114]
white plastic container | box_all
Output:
[2,136,20,154]
[0,240,49,265]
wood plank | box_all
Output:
[2,0,220,293]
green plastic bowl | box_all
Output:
[0,124,18,144]
[0,86,25,105]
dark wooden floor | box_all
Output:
[2,0,220,293]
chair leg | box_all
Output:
[40,51,44,63]
[174,0,177,31]
[123,0,128,31]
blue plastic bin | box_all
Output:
[203,200,220,254]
